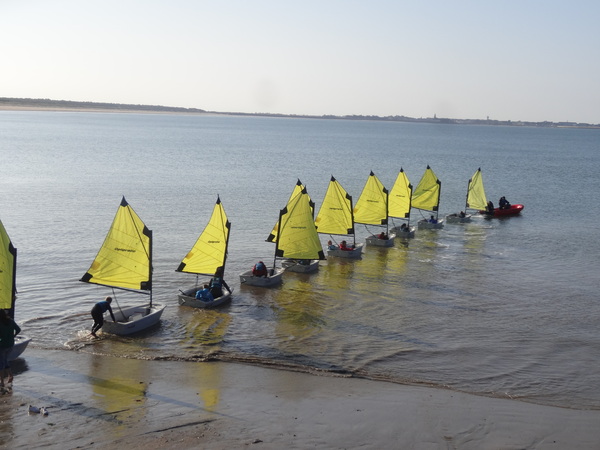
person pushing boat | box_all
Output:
[90,296,116,338]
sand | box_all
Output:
[1,348,599,449]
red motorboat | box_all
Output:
[480,204,524,217]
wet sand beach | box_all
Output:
[1,348,599,449]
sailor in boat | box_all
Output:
[195,284,214,302]
[428,215,438,224]
[209,267,230,298]
[486,201,495,215]
[377,231,389,240]
[90,296,116,338]
[499,196,511,210]
[400,223,409,232]
[252,261,268,277]
[339,240,354,251]
[0,309,21,386]
[459,211,466,218]
[327,240,337,250]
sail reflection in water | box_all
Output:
[89,354,148,429]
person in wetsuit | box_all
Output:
[90,296,116,337]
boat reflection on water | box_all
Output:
[179,307,232,347]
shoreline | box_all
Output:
[2,348,599,449]
[0,105,213,115]
[2,99,598,128]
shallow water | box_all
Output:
[1,111,599,409]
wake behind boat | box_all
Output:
[80,197,165,336]
[354,171,395,247]
[0,217,31,360]
[315,176,364,258]
[176,196,233,308]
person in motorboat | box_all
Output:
[377,232,388,240]
[0,309,21,386]
[499,196,511,210]
[252,261,268,277]
[327,240,338,250]
[209,267,230,298]
[486,200,495,215]
[428,215,438,224]
[339,240,354,251]
[90,296,116,338]
[195,284,214,302]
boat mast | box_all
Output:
[9,244,17,319]
[464,171,473,213]
[148,229,153,308]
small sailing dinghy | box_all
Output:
[446,168,487,223]
[389,168,415,238]
[241,181,325,284]
[176,196,233,308]
[80,197,165,335]
[354,171,395,247]
[274,181,325,273]
[412,165,444,230]
[0,218,31,360]
[315,176,364,258]
[267,180,322,273]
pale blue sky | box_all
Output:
[2,1,599,123]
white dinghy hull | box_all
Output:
[239,268,284,287]
[445,213,472,224]
[417,219,445,230]
[390,226,415,238]
[178,287,233,308]
[102,303,166,336]
[9,335,31,361]
[327,243,364,259]
[281,259,320,273]
[365,234,396,247]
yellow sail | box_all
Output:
[0,218,17,310]
[267,179,309,243]
[466,168,488,211]
[80,197,152,292]
[176,196,230,276]
[314,176,354,236]
[353,171,388,225]
[275,188,325,260]
[412,165,441,212]
[388,168,412,219]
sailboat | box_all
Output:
[446,168,486,223]
[0,218,31,360]
[80,197,165,335]
[241,181,324,285]
[412,165,444,230]
[267,180,321,273]
[388,168,415,238]
[354,171,395,247]
[275,182,325,272]
[176,196,233,308]
[315,176,363,258]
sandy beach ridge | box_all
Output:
[1,348,599,449]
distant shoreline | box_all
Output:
[1,97,598,128]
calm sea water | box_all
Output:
[1,111,599,409]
